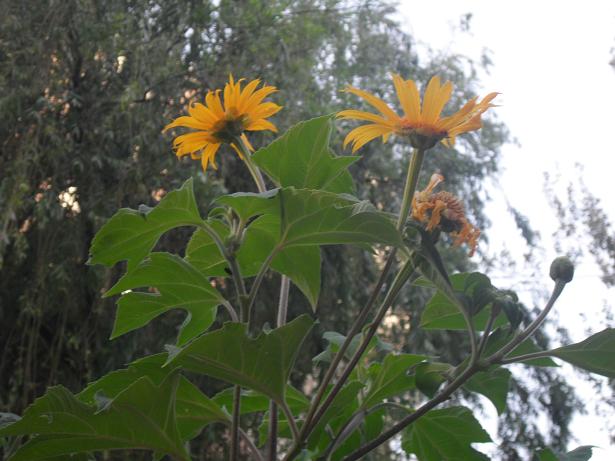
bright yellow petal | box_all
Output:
[245,119,278,132]
[243,85,278,114]
[188,102,219,125]
[344,86,399,120]
[206,90,225,118]
[163,116,210,132]
[248,102,283,120]
[337,109,393,126]
[201,142,221,170]
[392,74,420,124]
[343,124,393,152]
[421,77,452,124]
[236,79,261,112]
[240,133,254,152]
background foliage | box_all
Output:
[0,0,586,459]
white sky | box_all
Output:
[397,1,615,460]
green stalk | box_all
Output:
[234,134,292,460]
[284,147,427,461]
[396,148,425,230]
[233,136,267,194]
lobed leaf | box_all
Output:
[252,115,359,194]
[401,406,492,461]
[88,178,202,271]
[104,252,224,345]
[0,373,189,461]
[362,353,426,409]
[166,314,314,406]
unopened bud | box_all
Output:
[549,256,574,283]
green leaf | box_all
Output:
[536,446,594,461]
[401,406,492,461]
[77,354,229,441]
[307,381,364,452]
[212,385,309,415]
[419,273,508,331]
[167,314,314,406]
[89,178,202,271]
[0,373,189,461]
[362,354,426,409]
[549,329,615,377]
[252,115,359,194]
[185,220,229,277]
[186,216,322,308]
[104,253,223,345]
[414,362,452,398]
[216,189,278,223]
[279,188,402,248]
[219,187,403,249]
[464,368,511,414]
[237,214,322,308]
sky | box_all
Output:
[396,1,615,460]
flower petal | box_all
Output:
[392,74,420,124]
[344,86,399,120]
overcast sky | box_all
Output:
[397,2,615,459]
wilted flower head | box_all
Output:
[412,173,481,256]
[164,75,282,170]
[338,74,497,152]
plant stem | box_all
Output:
[285,147,426,461]
[280,399,301,441]
[343,362,480,460]
[235,133,293,458]
[268,275,291,459]
[292,253,397,448]
[475,306,497,360]
[306,262,417,435]
[230,385,242,461]
[487,280,566,364]
[499,350,554,365]
[234,136,267,194]
[396,148,425,230]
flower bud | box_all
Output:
[549,256,574,283]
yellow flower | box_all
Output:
[338,74,497,152]
[412,173,481,256]
[164,75,282,170]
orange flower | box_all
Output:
[412,173,481,256]
[338,74,497,152]
[164,75,282,170]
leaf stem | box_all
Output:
[280,399,301,441]
[475,306,497,360]
[487,280,566,364]
[499,350,554,365]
